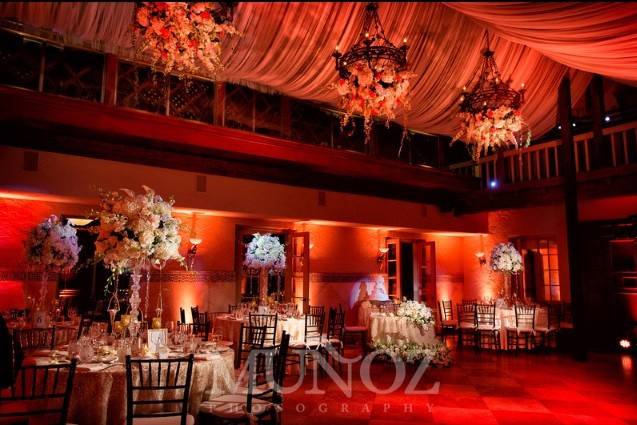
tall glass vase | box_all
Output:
[107,274,121,335]
[503,273,512,304]
[128,268,142,339]
[33,270,50,328]
[38,270,48,309]
[259,268,269,307]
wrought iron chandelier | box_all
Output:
[332,2,412,143]
[453,31,530,160]
[134,2,238,77]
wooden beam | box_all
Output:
[559,76,587,361]
[590,75,605,169]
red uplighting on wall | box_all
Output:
[0,281,26,310]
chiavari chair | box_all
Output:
[237,324,267,369]
[12,327,56,354]
[439,300,458,342]
[475,303,499,350]
[457,302,477,347]
[535,302,562,349]
[324,307,346,372]
[506,304,536,351]
[308,305,325,317]
[249,313,278,346]
[199,332,290,425]
[0,358,78,425]
[179,307,186,324]
[125,354,194,425]
[288,312,325,378]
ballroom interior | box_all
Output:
[0,2,636,425]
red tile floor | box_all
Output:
[281,347,637,425]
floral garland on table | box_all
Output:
[94,185,184,274]
[453,106,531,161]
[372,340,452,367]
[396,300,435,329]
[134,2,239,76]
[335,62,414,143]
[25,215,81,274]
[490,242,523,275]
[243,233,286,274]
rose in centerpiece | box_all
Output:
[396,300,434,329]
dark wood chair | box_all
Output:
[199,333,290,425]
[475,303,500,350]
[439,300,458,342]
[288,312,325,378]
[535,302,562,349]
[125,354,195,425]
[457,302,476,347]
[324,307,346,372]
[12,327,56,353]
[192,310,210,341]
[506,304,536,351]
[249,314,278,346]
[180,307,187,324]
[237,325,267,369]
[0,358,77,425]
[308,305,325,316]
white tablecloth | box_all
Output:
[368,313,436,345]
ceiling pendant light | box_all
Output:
[453,31,530,160]
[332,2,414,144]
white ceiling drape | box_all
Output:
[3,2,632,139]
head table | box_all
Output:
[25,348,235,425]
[368,313,436,345]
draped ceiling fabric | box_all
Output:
[1,2,635,140]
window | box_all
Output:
[511,237,561,302]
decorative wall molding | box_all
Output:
[310,272,387,283]
[148,270,235,283]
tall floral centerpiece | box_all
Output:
[243,233,286,305]
[94,186,183,335]
[25,215,80,326]
[490,242,523,301]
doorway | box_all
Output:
[400,242,414,300]
[385,238,436,306]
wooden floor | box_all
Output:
[282,345,637,425]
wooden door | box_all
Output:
[289,231,310,313]
[385,238,400,300]
[414,241,436,307]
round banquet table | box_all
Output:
[26,350,236,425]
[214,314,306,366]
[368,313,436,345]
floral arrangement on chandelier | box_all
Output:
[25,215,81,307]
[243,233,286,273]
[332,2,413,143]
[452,31,531,160]
[134,2,238,76]
[396,300,435,328]
[335,62,414,141]
[94,186,184,274]
[490,242,523,275]
[454,106,531,161]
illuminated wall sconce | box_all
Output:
[186,213,202,270]
[475,251,487,267]
[377,247,389,270]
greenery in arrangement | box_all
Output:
[396,299,435,328]
[372,340,452,367]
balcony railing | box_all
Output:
[0,24,443,169]
[449,120,637,190]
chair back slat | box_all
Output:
[327,308,345,341]
[515,304,536,330]
[457,302,476,326]
[0,359,77,424]
[238,325,267,366]
[440,300,454,321]
[249,314,278,345]
[13,328,56,353]
[305,313,324,344]
[547,302,563,329]
[308,305,325,316]
[476,304,496,327]
[125,354,194,425]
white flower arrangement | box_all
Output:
[25,215,80,273]
[490,242,523,275]
[94,186,183,274]
[243,233,286,273]
[372,340,452,367]
[396,300,435,328]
